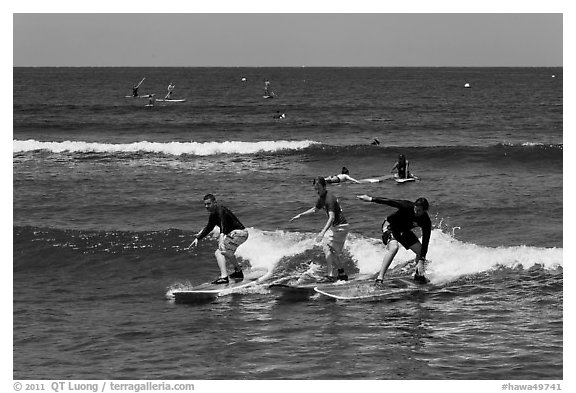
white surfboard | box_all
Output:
[155,99,187,102]
[173,280,257,303]
[172,268,268,303]
[359,176,390,183]
[314,276,426,300]
[393,174,418,183]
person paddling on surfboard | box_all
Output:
[165,82,175,99]
[325,167,361,184]
[391,154,412,179]
[132,77,145,97]
[356,195,431,286]
[290,177,350,283]
[273,110,285,119]
[187,194,249,285]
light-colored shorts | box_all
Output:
[324,223,350,253]
[218,229,249,256]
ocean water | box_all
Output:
[13,67,562,380]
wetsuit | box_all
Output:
[396,161,408,178]
[196,205,246,240]
[370,198,431,260]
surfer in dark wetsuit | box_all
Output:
[357,194,431,285]
[187,194,249,284]
[391,154,411,179]
[132,77,145,97]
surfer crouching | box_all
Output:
[357,195,431,286]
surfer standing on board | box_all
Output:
[391,154,412,179]
[290,177,350,283]
[264,79,275,97]
[132,77,145,97]
[357,195,431,286]
[264,79,271,94]
[187,194,249,285]
[165,82,175,99]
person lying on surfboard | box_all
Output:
[187,194,249,285]
[356,194,431,286]
[391,154,413,179]
[325,167,361,184]
[290,177,350,283]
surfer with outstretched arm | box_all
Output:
[356,194,431,286]
[325,167,361,184]
[186,194,249,285]
[290,177,350,283]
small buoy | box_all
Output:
[241,77,247,82]
[552,75,556,78]
[464,83,471,88]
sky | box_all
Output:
[12,13,563,67]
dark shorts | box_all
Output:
[381,222,419,250]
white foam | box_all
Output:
[237,228,315,272]
[13,139,319,156]
[237,228,563,284]
[426,231,562,283]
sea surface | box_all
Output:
[13,67,563,380]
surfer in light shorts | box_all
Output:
[165,82,175,99]
[290,176,350,283]
[357,194,431,286]
[325,167,361,184]
[187,194,249,285]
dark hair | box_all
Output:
[341,167,349,174]
[415,197,429,211]
[313,176,327,187]
[203,194,216,202]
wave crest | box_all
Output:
[13,139,320,156]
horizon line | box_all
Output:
[13,65,563,68]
